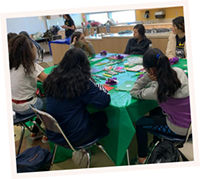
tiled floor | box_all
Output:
[14,123,194,171]
[14,53,194,172]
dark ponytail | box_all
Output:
[143,48,181,103]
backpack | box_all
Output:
[43,30,53,40]
[147,140,188,163]
[16,146,53,173]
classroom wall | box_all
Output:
[47,13,83,30]
[6,16,47,35]
[136,6,183,21]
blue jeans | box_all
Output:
[15,97,46,115]
[15,97,46,133]
[136,107,179,158]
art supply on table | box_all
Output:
[131,71,144,77]
[92,74,107,80]
[100,50,107,55]
[113,66,125,73]
[108,54,124,60]
[115,81,135,92]
[124,62,129,68]
[127,56,143,66]
[89,57,103,62]
[95,53,116,58]
[91,67,103,74]
[126,65,144,72]
[104,71,118,76]
[107,60,124,66]
[114,69,126,73]
[94,77,101,83]
[137,74,144,81]
[117,54,130,58]
[95,59,109,66]
[169,57,179,65]
[103,66,113,71]
[105,77,118,86]
[103,84,115,91]
[103,73,112,78]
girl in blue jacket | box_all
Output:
[43,48,110,146]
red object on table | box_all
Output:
[103,84,114,91]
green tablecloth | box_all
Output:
[37,55,187,165]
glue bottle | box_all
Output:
[94,29,97,37]
[149,43,153,50]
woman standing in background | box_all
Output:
[62,14,76,38]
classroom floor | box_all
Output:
[13,53,194,172]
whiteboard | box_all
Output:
[6,16,47,35]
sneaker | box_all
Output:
[42,136,49,143]
[130,156,147,165]
[29,132,43,140]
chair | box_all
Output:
[52,35,62,40]
[14,113,36,155]
[147,122,192,161]
[29,104,114,169]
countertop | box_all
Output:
[85,32,171,40]
[85,22,172,29]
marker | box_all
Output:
[103,73,112,78]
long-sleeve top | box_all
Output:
[130,67,191,135]
[166,32,187,59]
[124,36,152,55]
[46,79,110,145]
[69,41,95,56]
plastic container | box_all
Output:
[94,29,97,37]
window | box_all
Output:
[86,13,108,24]
[110,10,136,23]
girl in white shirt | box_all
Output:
[9,34,48,142]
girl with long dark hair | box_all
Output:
[43,48,110,147]
[19,31,44,62]
[124,24,152,55]
[69,31,95,57]
[166,16,186,59]
[130,48,191,164]
[9,34,48,142]
[61,14,76,38]
[7,32,17,42]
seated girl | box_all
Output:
[166,16,186,59]
[9,34,48,142]
[124,24,152,55]
[19,31,44,62]
[43,48,110,147]
[69,31,95,57]
[130,48,191,164]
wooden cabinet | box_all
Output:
[50,43,70,64]
[86,33,170,54]
[58,30,65,39]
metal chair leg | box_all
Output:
[86,152,90,168]
[96,143,114,163]
[16,125,25,155]
[126,148,130,165]
[50,144,57,170]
